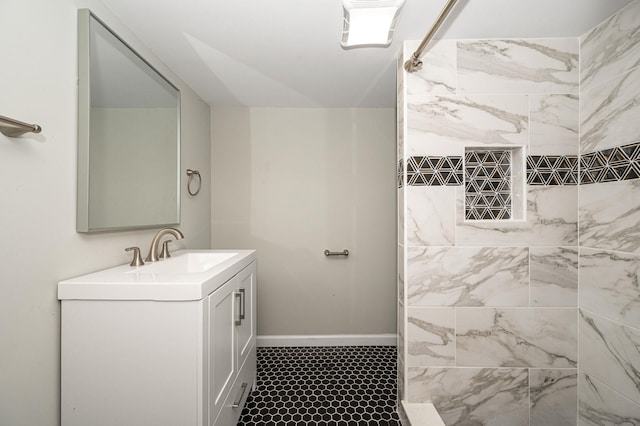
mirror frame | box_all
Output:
[76,9,181,233]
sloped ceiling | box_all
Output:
[99,0,633,107]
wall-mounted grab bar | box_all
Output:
[0,114,42,137]
[324,249,349,257]
[404,0,459,73]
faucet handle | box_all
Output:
[125,247,145,267]
[159,240,172,260]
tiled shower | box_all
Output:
[397,1,640,424]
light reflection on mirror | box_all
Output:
[77,9,180,233]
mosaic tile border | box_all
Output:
[527,155,579,185]
[405,156,463,186]
[580,141,640,184]
[400,141,640,188]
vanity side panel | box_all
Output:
[61,299,202,426]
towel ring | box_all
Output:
[186,169,201,196]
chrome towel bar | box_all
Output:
[324,249,349,257]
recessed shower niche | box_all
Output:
[464,146,525,221]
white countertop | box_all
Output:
[58,249,256,301]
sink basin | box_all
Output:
[128,252,238,274]
[58,249,256,301]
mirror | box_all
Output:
[77,9,180,233]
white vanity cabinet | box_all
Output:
[58,250,256,426]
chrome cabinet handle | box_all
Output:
[231,383,248,408]
[235,291,242,326]
[239,288,246,320]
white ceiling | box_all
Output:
[99,0,633,108]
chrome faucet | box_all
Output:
[145,228,185,262]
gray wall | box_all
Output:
[0,1,211,424]
[211,107,397,337]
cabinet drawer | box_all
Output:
[213,345,256,426]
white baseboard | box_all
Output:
[257,334,397,347]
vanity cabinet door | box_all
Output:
[236,261,256,367]
[208,261,257,426]
[208,277,238,426]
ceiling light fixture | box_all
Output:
[340,0,406,48]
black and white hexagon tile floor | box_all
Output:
[237,346,400,425]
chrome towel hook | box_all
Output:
[186,169,201,196]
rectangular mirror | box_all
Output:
[77,9,180,233]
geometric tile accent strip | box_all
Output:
[401,143,640,187]
[527,155,579,185]
[580,141,640,184]
[406,156,463,186]
[237,346,400,426]
[464,149,512,220]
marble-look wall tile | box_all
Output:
[580,0,640,91]
[407,246,529,307]
[458,38,579,94]
[398,245,404,302]
[579,179,640,254]
[397,52,405,103]
[530,246,578,307]
[529,94,579,155]
[579,372,640,425]
[457,308,577,368]
[397,111,404,160]
[408,367,529,425]
[530,369,577,426]
[406,94,528,156]
[580,248,640,328]
[398,301,405,373]
[397,54,405,160]
[398,357,406,404]
[405,186,456,246]
[407,307,455,367]
[580,66,640,153]
[398,186,405,245]
[404,39,457,95]
[456,185,578,247]
[397,53,404,93]
[579,309,640,405]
